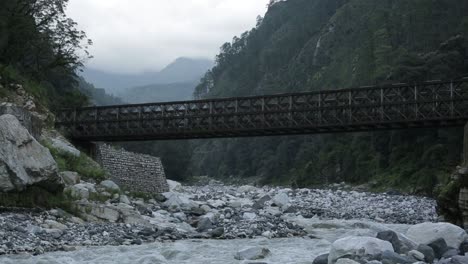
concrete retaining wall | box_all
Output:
[95,144,169,193]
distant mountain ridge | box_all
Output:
[82,57,213,93]
[117,81,198,103]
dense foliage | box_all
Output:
[0,0,92,110]
[185,0,468,194]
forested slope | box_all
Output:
[185,0,468,194]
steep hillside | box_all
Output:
[186,0,468,193]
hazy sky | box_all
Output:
[67,0,269,74]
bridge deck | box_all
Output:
[56,79,468,141]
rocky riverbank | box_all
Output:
[1,177,461,262]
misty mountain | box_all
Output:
[117,81,198,103]
[81,57,213,93]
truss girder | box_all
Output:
[56,79,468,141]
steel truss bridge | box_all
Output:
[57,79,468,141]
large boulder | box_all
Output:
[272,192,290,208]
[328,236,394,264]
[162,192,197,210]
[99,180,120,192]
[0,114,62,192]
[406,222,467,249]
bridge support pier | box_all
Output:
[72,140,98,159]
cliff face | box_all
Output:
[182,0,468,192]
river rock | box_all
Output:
[163,192,196,210]
[0,114,62,192]
[99,180,120,192]
[272,192,289,208]
[438,255,468,264]
[376,230,416,254]
[417,244,435,263]
[119,194,131,204]
[328,236,394,264]
[407,250,425,261]
[65,182,96,200]
[381,250,414,264]
[234,247,271,260]
[44,220,67,230]
[336,259,360,264]
[60,171,80,186]
[406,222,467,249]
[167,180,182,192]
[197,217,213,232]
[428,238,449,259]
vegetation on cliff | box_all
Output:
[0,0,95,110]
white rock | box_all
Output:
[234,247,271,260]
[228,201,242,208]
[99,180,120,192]
[65,182,96,200]
[0,114,62,192]
[50,138,80,157]
[167,179,182,192]
[262,231,273,238]
[406,222,467,249]
[272,192,289,208]
[201,204,212,213]
[44,220,67,230]
[408,250,425,261]
[239,185,257,193]
[173,212,187,221]
[243,212,257,220]
[163,192,196,209]
[328,236,394,264]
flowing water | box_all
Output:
[0,219,411,264]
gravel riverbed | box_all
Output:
[0,181,436,252]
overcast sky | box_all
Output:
[67,0,269,74]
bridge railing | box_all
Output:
[56,79,468,140]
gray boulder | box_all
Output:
[234,247,271,260]
[60,171,80,186]
[428,238,448,259]
[406,222,467,249]
[64,182,97,200]
[197,217,213,232]
[0,114,62,192]
[407,250,425,261]
[328,236,394,264]
[376,230,416,254]
[272,192,289,208]
[380,250,414,264]
[99,180,120,192]
[50,138,80,157]
[417,244,435,263]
